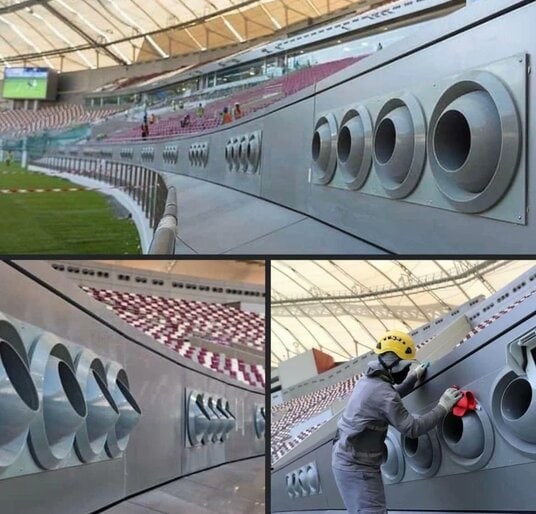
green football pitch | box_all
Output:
[2,77,48,99]
[0,163,141,254]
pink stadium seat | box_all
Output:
[82,286,265,389]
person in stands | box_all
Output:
[149,113,156,124]
[222,107,233,124]
[5,150,13,166]
[180,113,191,128]
[196,103,205,117]
[141,123,148,140]
[233,103,243,120]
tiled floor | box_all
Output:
[163,173,384,255]
[101,456,265,514]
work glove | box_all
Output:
[438,388,463,412]
[413,361,430,380]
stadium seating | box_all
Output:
[108,57,364,141]
[0,104,121,137]
[82,286,265,389]
[270,288,536,464]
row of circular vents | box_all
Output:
[311,71,521,214]
[140,147,155,162]
[163,145,179,164]
[382,368,536,483]
[189,142,209,167]
[225,131,262,174]
[186,390,236,446]
[0,319,141,471]
[286,462,321,498]
[120,148,134,160]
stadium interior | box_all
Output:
[270,259,536,513]
[1,0,531,253]
[0,258,265,514]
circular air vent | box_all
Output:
[186,390,210,447]
[0,335,39,469]
[28,334,87,469]
[232,138,241,172]
[428,71,521,213]
[254,404,265,439]
[246,132,261,174]
[311,113,338,185]
[104,363,141,458]
[402,430,441,477]
[439,407,494,470]
[373,94,426,199]
[337,106,373,189]
[491,370,536,456]
[74,350,119,462]
[381,429,405,483]
[306,463,320,493]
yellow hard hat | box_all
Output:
[375,330,416,360]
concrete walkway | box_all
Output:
[163,173,385,254]
[102,456,265,514]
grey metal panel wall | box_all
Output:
[0,262,264,514]
[67,0,536,254]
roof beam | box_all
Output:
[41,2,126,64]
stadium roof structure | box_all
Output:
[93,259,265,284]
[0,0,390,73]
[271,260,536,367]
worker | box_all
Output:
[196,103,205,117]
[222,107,233,124]
[5,150,13,166]
[332,330,462,514]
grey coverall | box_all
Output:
[331,361,445,514]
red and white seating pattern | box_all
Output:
[271,375,360,464]
[0,105,121,137]
[109,57,364,141]
[271,289,536,464]
[82,286,265,389]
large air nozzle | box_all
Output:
[500,377,536,443]
[373,94,426,199]
[255,404,265,439]
[0,338,39,468]
[105,364,141,458]
[337,106,373,189]
[218,398,235,441]
[439,406,494,470]
[187,390,210,447]
[75,351,119,462]
[403,431,441,477]
[428,71,521,213]
[29,335,87,469]
[381,430,404,483]
[207,397,225,443]
[246,132,261,174]
[311,113,338,185]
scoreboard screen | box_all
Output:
[2,67,56,100]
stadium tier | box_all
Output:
[82,286,265,389]
[0,104,120,137]
[106,57,363,141]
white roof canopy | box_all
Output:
[0,0,381,73]
[271,260,536,367]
